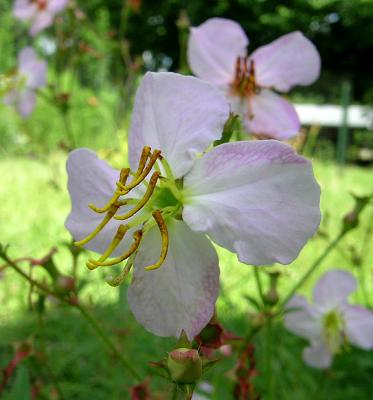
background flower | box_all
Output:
[285,269,373,368]
[13,0,69,36]
[3,47,47,117]
[188,18,321,140]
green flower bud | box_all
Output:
[167,348,202,384]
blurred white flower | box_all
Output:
[285,269,373,368]
[3,47,47,117]
[13,0,69,36]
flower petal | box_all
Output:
[183,140,320,265]
[284,295,322,340]
[245,89,300,140]
[48,0,69,13]
[313,270,357,311]
[128,72,229,178]
[30,11,53,36]
[65,149,137,255]
[13,0,36,20]
[19,48,47,89]
[188,18,248,86]
[343,304,373,350]
[17,90,36,117]
[303,340,332,369]
[250,31,321,92]
[128,220,219,339]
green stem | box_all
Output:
[74,304,142,381]
[253,267,265,307]
[265,318,274,400]
[0,253,141,383]
[278,232,345,309]
[61,111,76,148]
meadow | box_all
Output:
[1,1,373,399]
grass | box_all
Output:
[0,149,373,399]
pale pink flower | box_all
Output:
[13,0,68,36]
[285,269,373,369]
[188,18,321,140]
[3,47,47,117]
[66,72,320,339]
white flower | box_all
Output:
[285,269,373,368]
[3,47,47,117]
[66,72,320,339]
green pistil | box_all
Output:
[322,309,346,354]
[147,178,184,219]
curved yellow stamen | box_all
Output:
[114,172,160,220]
[88,230,143,267]
[134,146,151,176]
[106,258,134,287]
[144,210,169,271]
[89,168,131,213]
[74,204,119,247]
[86,224,129,270]
[122,149,161,191]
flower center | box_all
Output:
[73,146,183,285]
[322,309,347,354]
[34,0,48,10]
[0,71,27,96]
[230,57,259,99]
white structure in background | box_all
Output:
[295,104,373,129]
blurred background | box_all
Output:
[0,1,372,399]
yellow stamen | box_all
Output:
[144,210,169,271]
[89,168,131,213]
[88,230,143,267]
[106,258,134,287]
[114,172,160,220]
[86,224,129,270]
[74,204,119,247]
[134,146,151,176]
[123,149,161,191]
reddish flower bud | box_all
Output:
[167,348,202,384]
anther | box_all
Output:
[89,168,131,213]
[88,230,143,267]
[144,210,169,271]
[86,224,129,270]
[106,259,133,287]
[134,146,151,176]
[74,203,120,247]
[124,149,161,191]
[114,171,160,221]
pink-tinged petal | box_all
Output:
[18,90,36,117]
[18,47,38,69]
[343,304,373,350]
[313,270,357,311]
[18,47,47,90]
[246,89,300,140]
[13,0,36,21]
[250,31,321,92]
[27,59,47,89]
[303,340,332,369]
[188,18,248,86]
[183,140,320,265]
[29,11,53,36]
[284,295,322,340]
[48,0,69,14]
[128,72,229,178]
[65,149,138,255]
[128,220,219,339]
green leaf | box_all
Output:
[7,365,31,400]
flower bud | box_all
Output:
[167,348,202,384]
